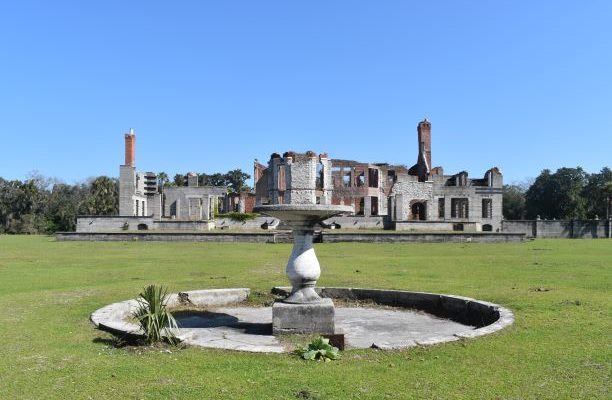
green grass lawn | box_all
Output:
[0,236,610,399]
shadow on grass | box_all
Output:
[93,336,137,348]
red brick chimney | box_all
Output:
[124,128,135,167]
[417,119,431,169]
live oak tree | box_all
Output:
[525,167,588,219]
[224,169,251,193]
[582,167,612,219]
[502,184,527,220]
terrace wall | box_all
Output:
[501,219,611,238]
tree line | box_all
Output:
[0,174,118,234]
[0,169,251,234]
[1,166,608,234]
[157,169,251,193]
[503,167,612,220]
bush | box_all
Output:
[297,337,340,362]
[216,212,258,222]
[132,285,178,345]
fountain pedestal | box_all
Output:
[254,204,353,335]
[272,299,335,335]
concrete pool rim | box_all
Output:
[91,287,514,352]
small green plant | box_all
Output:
[132,285,178,345]
[216,212,258,222]
[297,337,340,362]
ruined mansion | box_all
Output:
[77,120,503,232]
[254,119,503,232]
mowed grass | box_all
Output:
[0,236,610,400]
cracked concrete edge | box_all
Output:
[371,340,419,350]
[91,288,251,342]
[456,305,515,339]
[275,286,515,346]
[177,334,285,353]
[190,339,286,354]
[415,335,461,346]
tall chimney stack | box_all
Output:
[417,119,431,169]
[124,128,135,167]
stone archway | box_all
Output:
[410,201,427,221]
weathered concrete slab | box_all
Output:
[171,306,473,351]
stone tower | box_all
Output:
[124,129,136,167]
[119,129,147,216]
[264,151,333,205]
[412,119,432,182]
[417,119,432,170]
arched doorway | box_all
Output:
[482,224,493,232]
[411,202,426,221]
[137,223,148,231]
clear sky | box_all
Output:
[1,1,610,186]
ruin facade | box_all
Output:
[78,120,502,233]
[77,130,228,232]
[255,119,503,232]
[119,130,227,222]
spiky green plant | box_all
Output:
[132,285,178,345]
[298,337,340,362]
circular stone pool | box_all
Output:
[91,288,514,353]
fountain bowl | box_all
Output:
[254,204,353,229]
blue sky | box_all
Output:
[1,1,610,186]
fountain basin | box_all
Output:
[91,287,514,353]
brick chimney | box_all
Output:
[417,119,431,169]
[124,128,135,167]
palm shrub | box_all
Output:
[298,337,340,362]
[132,285,178,345]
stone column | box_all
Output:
[364,197,372,217]
[395,194,404,221]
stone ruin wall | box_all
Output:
[284,153,318,204]
[392,181,434,220]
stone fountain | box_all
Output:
[254,204,352,334]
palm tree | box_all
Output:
[87,176,118,215]
[157,172,169,193]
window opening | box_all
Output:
[411,202,426,220]
[451,198,469,218]
[316,162,324,189]
[368,168,379,188]
[482,199,493,219]
[356,198,365,215]
[343,171,351,187]
[356,171,365,187]
[371,196,378,216]
[438,198,445,218]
